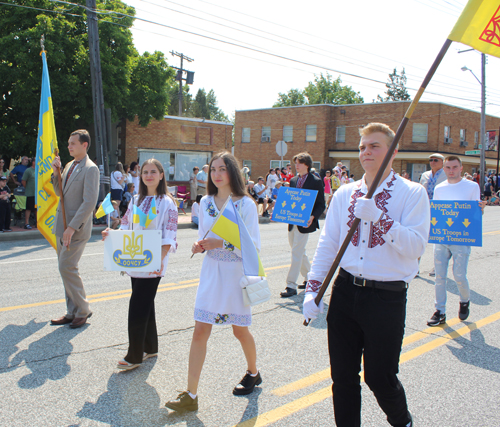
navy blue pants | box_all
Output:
[327,274,411,427]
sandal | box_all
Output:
[143,352,158,361]
[117,359,141,371]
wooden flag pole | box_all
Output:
[54,148,67,231]
[304,39,453,326]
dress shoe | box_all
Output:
[280,287,297,297]
[69,312,92,329]
[297,280,307,290]
[233,371,262,395]
[165,391,198,412]
[51,316,73,326]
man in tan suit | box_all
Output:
[50,129,99,329]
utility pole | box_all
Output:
[86,0,109,183]
[170,51,194,117]
[479,53,486,195]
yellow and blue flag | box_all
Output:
[133,197,157,227]
[449,0,500,58]
[35,50,59,250]
[211,197,265,277]
[95,193,114,219]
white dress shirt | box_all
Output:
[308,170,430,285]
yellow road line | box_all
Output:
[272,318,461,397]
[234,311,500,427]
[0,265,289,312]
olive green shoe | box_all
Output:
[165,391,198,412]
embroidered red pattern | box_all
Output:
[368,190,394,248]
[479,5,500,48]
[347,189,365,247]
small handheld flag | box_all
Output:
[211,197,265,277]
[133,197,157,227]
[95,193,114,219]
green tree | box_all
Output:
[273,88,306,107]
[0,0,174,159]
[206,89,229,122]
[377,67,411,102]
[167,83,192,117]
[191,89,210,119]
[273,73,363,107]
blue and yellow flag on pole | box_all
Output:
[95,193,114,219]
[211,197,265,277]
[35,50,59,250]
[133,197,157,227]
[449,0,500,58]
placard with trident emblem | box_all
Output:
[103,230,162,272]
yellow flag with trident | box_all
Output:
[449,0,500,58]
[35,48,59,249]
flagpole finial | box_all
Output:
[40,35,45,55]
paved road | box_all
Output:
[1,208,499,426]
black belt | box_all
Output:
[339,268,408,292]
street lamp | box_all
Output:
[461,54,486,195]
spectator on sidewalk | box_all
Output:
[21,158,36,230]
[197,165,209,196]
[191,194,202,227]
[10,156,29,187]
[0,176,12,232]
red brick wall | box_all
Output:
[124,116,232,183]
[235,102,500,180]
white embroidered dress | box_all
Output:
[120,194,178,278]
[194,195,261,326]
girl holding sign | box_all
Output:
[102,159,178,371]
[165,152,262,413]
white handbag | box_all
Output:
[240,276,271,307]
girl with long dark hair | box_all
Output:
[165,152,262,412]
[102,159,178,371]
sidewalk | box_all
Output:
[0,203,271,243]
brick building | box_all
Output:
[234,102,500,182]
[118,115,233,185]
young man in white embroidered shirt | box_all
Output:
[427,156,486,327]
[303,123,430,427]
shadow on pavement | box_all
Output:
[447,327,500,373]
[77,358,194,427]
[8,323,86,388]
[0,242,49,261]
[278,299,329,330]
[445,279,492,306]
[0,319,47,371]
[234,386,263,426]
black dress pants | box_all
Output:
[125,276,161,364]
[327,274,411,427]
[0,201,11,230]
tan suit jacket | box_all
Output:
[51,155,99,239]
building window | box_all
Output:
[261,126,271,142]
[270,160,287,170]
[242,127,251,143]
[336,126,346,143]
[306,125,317,142]
[312,161,321,171]
[412,123,428,143]
[474,131,479,148]
[444,126,452,144]
[138,149,211,182]
[283,125,293,142]
[460,129,466,143]
[242,160,252,176]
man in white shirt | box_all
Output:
[303,123,429,427]
[253,176,271,217]
[196,165,208,196]
[427,156,485,327]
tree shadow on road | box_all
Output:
[0,319,47,372]
[446,327,500,374]
[277,298,329,330]
[8,323,86,388]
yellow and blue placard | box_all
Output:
[211,197,265,276]
[272,187,318,227]
[429,200,482,247]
